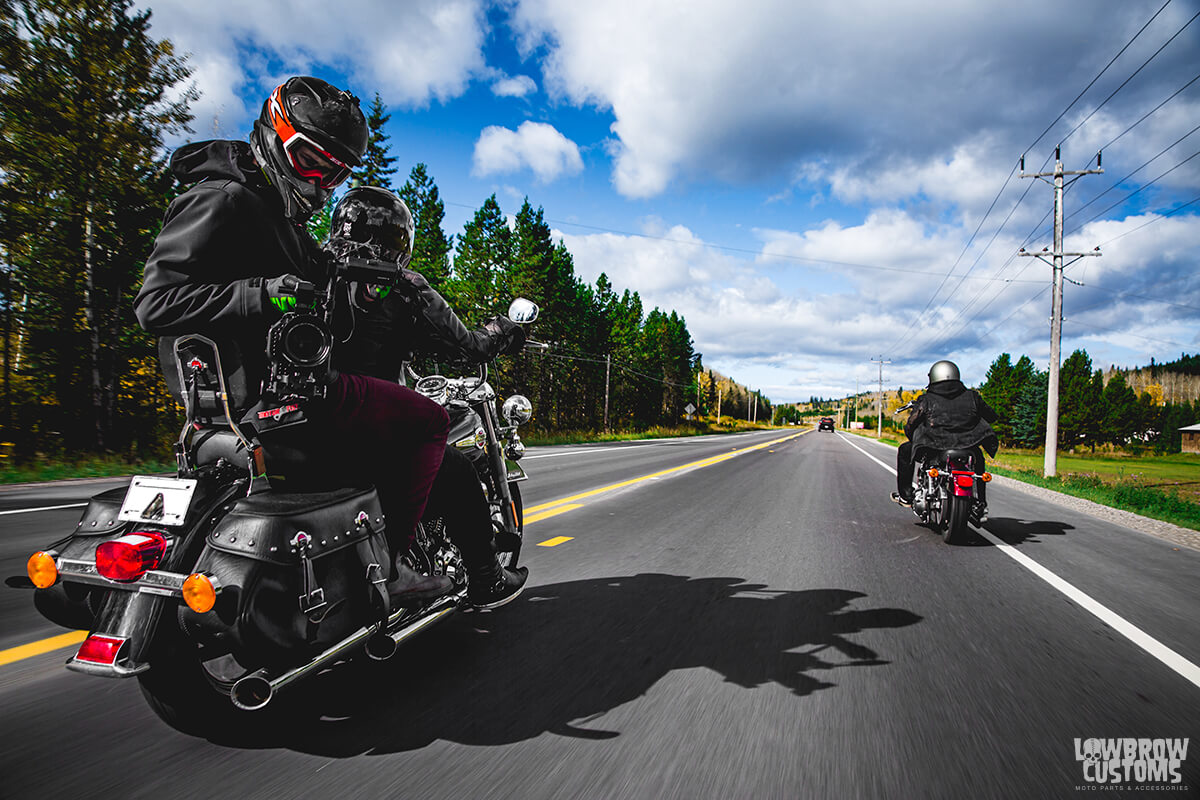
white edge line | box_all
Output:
[835,432,1200,690]
[0,502,87,516]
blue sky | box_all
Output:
[142,0,1200,404]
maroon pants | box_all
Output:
[324,373,450,550]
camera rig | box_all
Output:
[262,255,405,407]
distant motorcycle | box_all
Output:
[894,402,991,544]
[20,249,542,734]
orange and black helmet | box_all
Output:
[249,76,367,221]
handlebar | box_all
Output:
[524,340,550,352]
[895,401,914,414]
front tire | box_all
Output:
[497,482,524,567]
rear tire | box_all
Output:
[138,639,239,736]
[941,493,970,544]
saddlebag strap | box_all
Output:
[291,531,327,623]
[354,512,390,627]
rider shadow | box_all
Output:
[222,574,921,755]
[980,518,1075,546]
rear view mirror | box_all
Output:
[508,298,539,324]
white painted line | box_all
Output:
[0,502,87,516]
[836,431,1200,691]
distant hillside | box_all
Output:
[1106,353,1200,404]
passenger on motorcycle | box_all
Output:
[327,186,529,608]
[890,360,998,522]
[134,76,453,602]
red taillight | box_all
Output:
[953,472,974,488]
[95,532,167,582]
[75,634,126,665]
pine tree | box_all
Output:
[353,93,397,189]
[398,163,451,289]
[0,0,194,452]
[447,195,511,326]
[1011,370,1048,447]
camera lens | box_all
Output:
[282,320,330,368]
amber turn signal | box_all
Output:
[980,472,993,483]
[927,468,939,478]
[182,573,217,614]
[27,551,58,589]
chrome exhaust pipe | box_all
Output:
[228,592,465,709]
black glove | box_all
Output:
[264,274,309,314]
[484,316,527,355]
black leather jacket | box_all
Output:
[904,380,999,456]
[332,275,522,381]
[133,140,323,406]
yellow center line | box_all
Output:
[0,630,86,667]
[524,503,583,525]
[525,429,808,514]
[537,536,574,547]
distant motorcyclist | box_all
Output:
[327,186,529,608]
[891,360,998,521]
[134,76,453,602]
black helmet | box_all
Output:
[329,186,414,266]
[249,76,367,222]
[928,360,960,384]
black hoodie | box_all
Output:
[904,379,999,456]
[134,140,324,406]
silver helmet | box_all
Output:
[928,360,960,384]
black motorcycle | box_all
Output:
[895,402,991,544]
[21,255,540,734]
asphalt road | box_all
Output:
[1,427,1197,799]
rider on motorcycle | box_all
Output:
[134,76,453,602]
[891,360,998,522]
[327,186,529,608]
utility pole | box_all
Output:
[603,353,611,432]
[716,385,722,423]
[1020,146,1102,478]
[871,357,890,438]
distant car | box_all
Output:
[818,417,835,431]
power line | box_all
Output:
[1064,122,1200,223]
[1025,0,1175,156]
[1095,194,1200,246]
[1060,6,1200,148]
[1092,71,1200,157]
[1066,147,1200,236]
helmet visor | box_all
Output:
[284,134,352,188]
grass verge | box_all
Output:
[0,456,176,485]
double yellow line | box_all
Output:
[526,429,807,526]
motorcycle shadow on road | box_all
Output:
[216,575,921,755]
[978,518,1075,546]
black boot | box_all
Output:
[467,556,529,609]
[388,558,454,603]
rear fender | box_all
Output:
[951,470,975,497]
[66,589,168,677]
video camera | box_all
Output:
[262,254,405,406]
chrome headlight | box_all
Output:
[502,394,532,425]
[506,438,526,460]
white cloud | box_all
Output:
[472,121,583,183]
[511,0,1200,204]
[491,74,538,98]
[141,0,489,136]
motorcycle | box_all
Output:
[894,402,991,544]
[20,252,542,734]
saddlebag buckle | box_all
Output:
[292,531,328,619]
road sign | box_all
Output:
[684,402,696,420]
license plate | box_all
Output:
[118,476,197,527]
